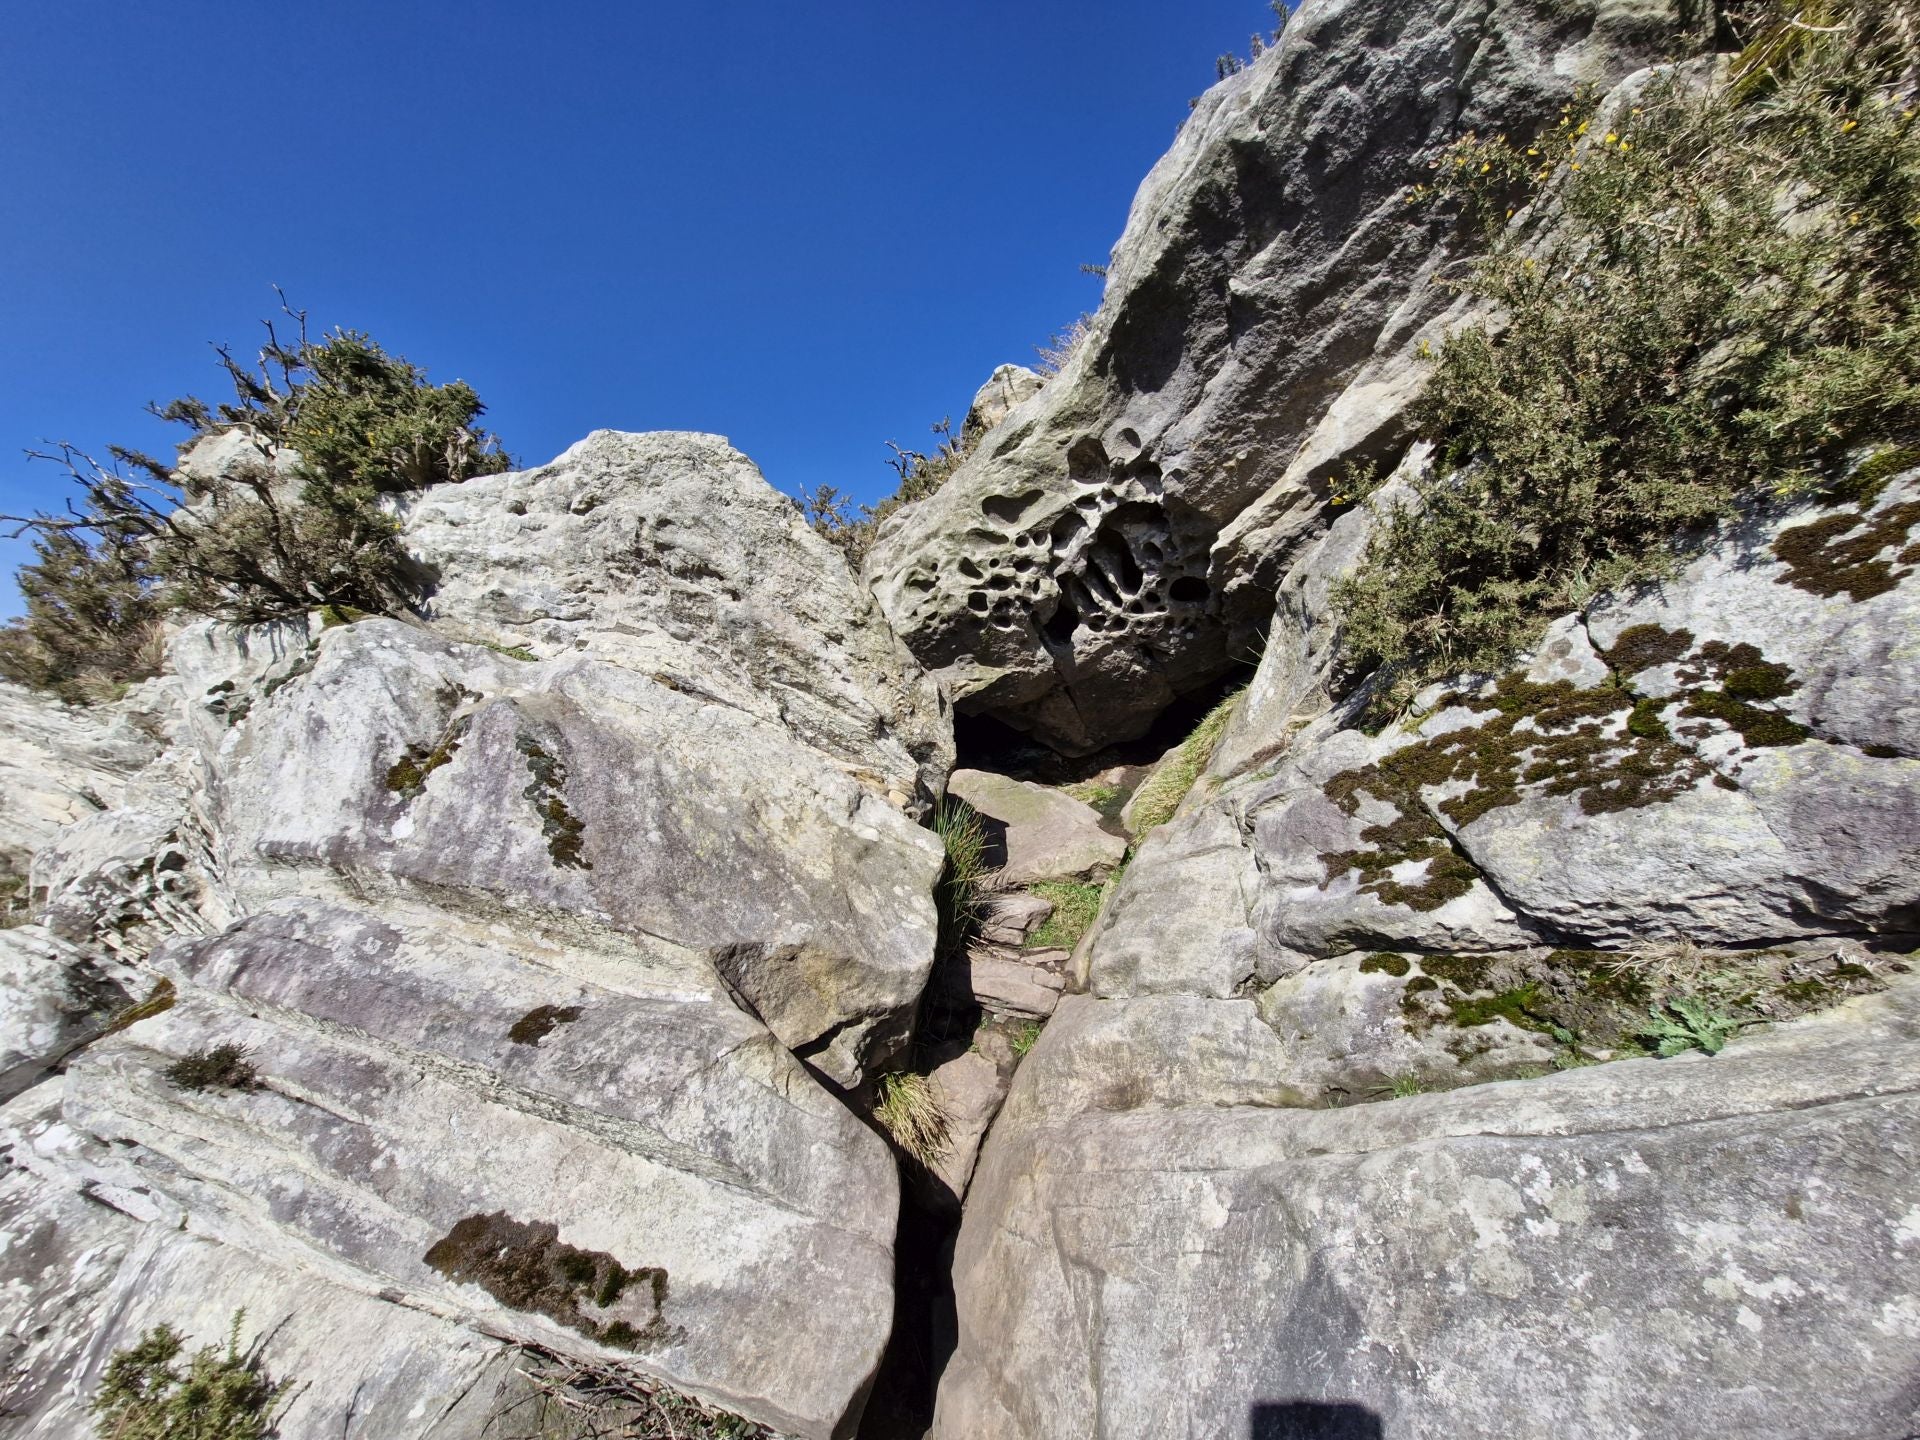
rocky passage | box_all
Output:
[3,0,1919,1437]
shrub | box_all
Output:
[0,526,164,703]
[1336,0,1920,707]
[89,1311,284,1440]
[807,417,976,566]
[2,299,511,695]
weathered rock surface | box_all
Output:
[935,980,1920,1440]
[933,469,1920,1436]
[0,431,953,1439]
[961,364,1046,442]
[0,1081,515,1438]
[0,681,161,893]
[0,926,134,1103]
[947,768,1126,884]
[868,0,1697,753]
[401,429,951,808]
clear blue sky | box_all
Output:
[0,1,1275,615]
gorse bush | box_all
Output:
[1,299,509,698]
[1336,0,1920,706]
[90,1312,284,1440]
[0,526,164,703]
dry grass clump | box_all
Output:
[874,1071,950,1167]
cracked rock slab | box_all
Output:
[933,981,1920,1440]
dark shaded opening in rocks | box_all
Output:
[952,660,1257,783]
[857,1181,960,1439]
[858,987,979,1440]
[1249,1400,1384,1440]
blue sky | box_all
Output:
[0,1,1275,615]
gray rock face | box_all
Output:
[0,681,161,892]
[935,983,1920,1440]
[0,431,953,1439]
[933,470,1920,1437]
[0,1082,513,1439]
[946,768,1127,884]
[194,619,942,1085]
[868,0,1695,753]
[401,429,951,809]
[961,364,1046,442]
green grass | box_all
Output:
[479,638,538,662]
[874,1071,950,1166]
[1025,879,1105,951]
[933,797,991,959]
[1009,1021,1044,1058]
[1061,778,1127,824]
[1127,690,1242,836]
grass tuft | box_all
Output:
[1127,690,1242,836]
[934,797,993,959]
[162,1043,259,1093]
[874,1071,950,1166]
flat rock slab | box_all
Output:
[948,769,1126,884]
[934,982,1920,1440]
[19,897,897,1439]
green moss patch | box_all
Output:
[1604,624,1696,675]
[1321,674,1709,910]
[517,735,592,870]
[1772,497,1920,602]
[424,1212,678,1351]
[385,717,471,797]
[508,1004,584,1047]
[1359,951,1411,977]
[1395,944,1887,1068]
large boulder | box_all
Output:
[935,981,1920,1440]
[932,470,1920,1437]
[400,429,951,808]
[867,0,1699,754]
[0,432,952,1440]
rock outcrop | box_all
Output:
[868,0,1701,754]
[930,468,1920,1437]
[5,0,1920,1435]
[0,432,951,1440]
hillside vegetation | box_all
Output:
[1335,0,1920,704]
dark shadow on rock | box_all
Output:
[974,811,1010,872]
[1250,1399,1385,1440]
[856,1187,959,1439]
